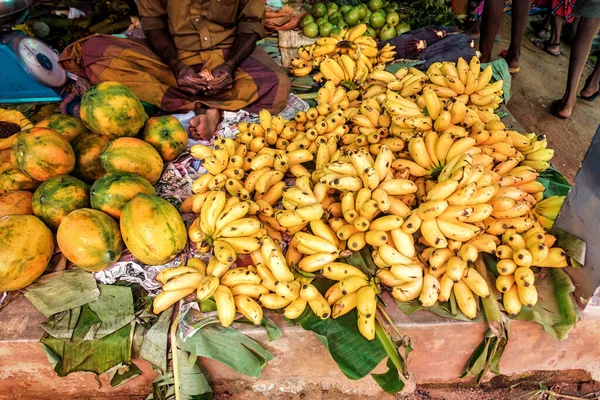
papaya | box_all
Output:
[120,194,187,265]
[100,137,163,184]
[32,175,90,230]
[70,133,110,182]
[80,81,148,139]
[35,114,89,142]
[0,191,34,218]
[0,215,54,291]
[91,172,155,219]
[0,168,40,194]
[143,116,188,161]
[10,127,75,181]
[57,208,124,272]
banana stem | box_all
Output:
[295,92,318,100]
[170,313,181,400]
[374,316,409,378]
[474,256,503,324]
[359,247,378,276]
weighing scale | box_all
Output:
[0,0,66,104]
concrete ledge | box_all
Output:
[1,293,599,398]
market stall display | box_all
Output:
[0,5,588,397]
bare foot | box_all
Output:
[189,107,221,141]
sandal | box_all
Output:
[549,100,568,119]
[580,76,600,101]
[533,39,561,56]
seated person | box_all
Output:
[59,0,291,140]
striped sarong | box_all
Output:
[59,35,291,114]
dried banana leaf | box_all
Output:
[140,306,173,373]
[25,270,99,317]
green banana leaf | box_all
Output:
[174,340,212,400]
[294,308,387,380]
[25,270,100,317]
[371,358,406,394]
[147,316,212,400]
[88,285,135,339]
[538,166,571,198]
[177,322,273,378]
[512,268,581,341]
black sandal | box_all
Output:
[549,100,568,119]
[580,76,600,102]
[533,39,561,56]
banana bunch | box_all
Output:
[322,265,377,339]
[187,191,263,270]
[316,146,421,226]
[152,258,208,314]
[289,223,342,272]
[188,137,249,202]
[425,58,504,110]
[495,226,568,315]
[377,43,397,65]
[514,133,554,172]
[533,195,565,228]
[290,24,396,84]
[272,176,327,235]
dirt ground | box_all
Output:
[212,16,600,400]
[214,371,600,399]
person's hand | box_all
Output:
[174,64,208,95]
[206,63,234,95]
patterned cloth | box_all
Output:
[58,35,291,114]
[533,0,577,22]
[466,0,512,23]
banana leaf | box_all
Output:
[109,363,142,388]
[460,257,510,384]
[538,166,571,198]
[512,268,581,341]
[87,285,135,339]
[41,307,82,339]
[294,308,387,380]
[25,270,100,317]
[140,306,173,373]
[40,317,134,377]
[172,345,212,400]
[177,322,273,378]
[262,316,283,341]
[371,358,405,394]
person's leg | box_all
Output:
[535,15,563,55]
[580,59,600,97]
[479,0,505,62]
[504,0,533,68]
[552,17,600,118]
[549,15,564,47]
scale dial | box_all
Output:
[16,37,66,88]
